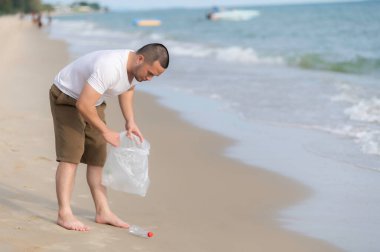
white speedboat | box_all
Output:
[207,10,260,21]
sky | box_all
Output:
[44,0,365,10]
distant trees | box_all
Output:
[0,1,106,15]
[73,1,100,10]
[0,0,53,14]
[0,0,13,14]
[70,2,103,12]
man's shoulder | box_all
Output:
[91,49,130,56]
[89,49,128,63]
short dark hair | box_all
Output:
[136,43,169,69]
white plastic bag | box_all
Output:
[102,132,150,197]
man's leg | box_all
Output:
[86,165,129,228]
[56,162,89,231]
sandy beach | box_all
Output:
[0,15,342,251]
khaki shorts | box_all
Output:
[49,84,107,166]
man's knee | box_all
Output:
[58,161,79,170]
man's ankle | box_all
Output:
[95,206,112,216]
[58,208,74,217]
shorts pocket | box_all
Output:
[56,93,77,106]
[50,85,61,100]
[50,85,77,107]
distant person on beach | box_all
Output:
[33,12,43,28]
[49,43,169,231]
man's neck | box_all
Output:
[126,51,136,83]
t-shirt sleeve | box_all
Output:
[87,64,118,94]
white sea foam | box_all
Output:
[308,125,380,156]
[356,130,380,155]
[170,43,213,57]
[216,46,284,64]
[344,98,380,123]
[170,43,284,65]
[330,81,362,103]
[327,81,380,156]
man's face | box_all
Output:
[134,57,165,82]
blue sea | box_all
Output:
[47,1,380,251]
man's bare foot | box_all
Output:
[95,211,129,228]
[57,212,90,232]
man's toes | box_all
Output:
[79,225,89,231]
[120,222,129,228]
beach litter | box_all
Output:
[102,132,150,197]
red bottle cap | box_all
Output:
[147,232,154,238]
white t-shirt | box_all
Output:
[54,49,134,106]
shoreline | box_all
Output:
[0,15,342,251]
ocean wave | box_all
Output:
[330,81,363,103]
[331,81,380,124]
[304,125,380,157]
[50,19,132,39]
[169,42,284,64]
[344,98,380,124]
[51,19,285,65]
[292,53,380,75]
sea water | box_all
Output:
[47,1,380,251]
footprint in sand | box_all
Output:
[23,185,35,191]
[26,215,41,222]
[35,156,52,162]
[14,162,25,171]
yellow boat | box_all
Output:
[133,19,161,27]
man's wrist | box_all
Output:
[126,119,135,125]
[100,127,111,135]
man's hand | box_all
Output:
[125,121,144,143]
[102,130,120,147]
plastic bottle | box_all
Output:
[128,225,154,238]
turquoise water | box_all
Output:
[47,1,380,251]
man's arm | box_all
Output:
[118,86,135,124]
[76,83,120,147]
[118,87,144,142]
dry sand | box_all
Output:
[0,15,342,251]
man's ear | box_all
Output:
[137,54,144,64]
